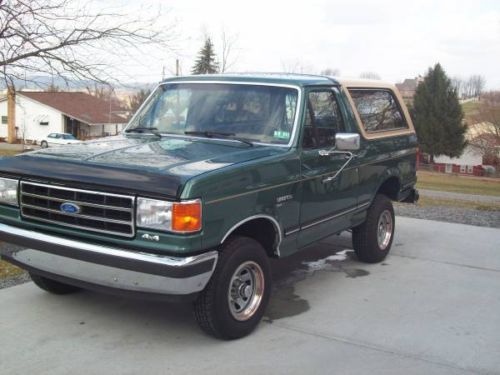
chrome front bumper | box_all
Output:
[0,223,217,296]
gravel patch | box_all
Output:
[0,242,31,290]
[0,271,31,289]
[395,203,500,228]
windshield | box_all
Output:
[126,83,299,145]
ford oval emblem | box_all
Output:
[60,202,81,214]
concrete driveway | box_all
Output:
[1,217,499,375]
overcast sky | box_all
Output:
[116,0,500,88]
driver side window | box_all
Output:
[303,90,344,149]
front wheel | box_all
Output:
[352,194,395,263]
[40,141,48,148]
[193,236,271,340]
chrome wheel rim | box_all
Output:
[377,210,393,250]
[228,261,265,321]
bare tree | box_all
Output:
[45,83,60,92]
[320,68,340,76]
[219,29,239,73]
[0,0,175,88]
[86,83,112,100]
[128,88,151,114]
[281,59,314,74]
[451,76,463,98]
[359,71,381,80]
[469,75,486,98]
[468,91,500,165]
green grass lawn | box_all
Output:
[417,171,500,196]
[0,149,20,157]
[0,259,25,279]
[462,101,480,117]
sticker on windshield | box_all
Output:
[273,130,290,140]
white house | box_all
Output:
[0,91,128,144]
[433,122,499,175]
[434,146,483,174]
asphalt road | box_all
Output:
[1,217,499,375]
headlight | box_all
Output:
[0,178,19,206]
[137,198,202,233]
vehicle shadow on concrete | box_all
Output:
[28,232,367,340]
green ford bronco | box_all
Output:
[0,74,418,339]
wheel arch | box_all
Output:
[376,172,401,201]
[221,215,282,258]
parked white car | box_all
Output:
[40,133,81,148]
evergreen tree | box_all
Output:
[191,38,219,75]
[412,63,467,160]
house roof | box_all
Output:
[396,79,419,91]
[18,91,127,125]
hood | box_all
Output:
[0,135,285,198]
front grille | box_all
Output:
[20,181,135,237]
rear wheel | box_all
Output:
[194,236,271,340]
[40,141,48,148]
[30,273,81,294]
[352,194,395,263]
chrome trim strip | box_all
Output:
[124,81,303,148]
[284,227,300,236]
[17,214,134,238]
[21,192,133,212]
[221,214,282,256]
[300,202,370,231]
[21,204,133,225]
[206,179,300,205]
[21,181,135,200]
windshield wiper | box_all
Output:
[184,130,254,147]
[125,126,161,137]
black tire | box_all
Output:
[40,141,48,148]
[352,194,395,263]
[30,273,81,295]
[194,236,271,340]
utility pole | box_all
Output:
[162,66,166,80]
[7,87,16,144]
[176,59,180,76]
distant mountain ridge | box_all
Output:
[1,75,157,91]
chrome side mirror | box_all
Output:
[335,133,360,151]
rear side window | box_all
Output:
[348,89,407,132]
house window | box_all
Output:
[1,116,7,124]
[348,89,408,133]
[467,165,474,174]
[460,165,466,173]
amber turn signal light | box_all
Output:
[172,200,202,232]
